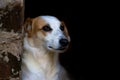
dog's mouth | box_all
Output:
[48,46,66,50]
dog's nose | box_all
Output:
[59,39,69,47]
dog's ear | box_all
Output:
[61,21,70,40]
[61,21,68,32]
[24,18,32,32]
[24,18,33,37]
[61,21,66,26]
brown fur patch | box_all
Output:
[61,21,69,38]
[24,17,48,38]
[32,17,47,36]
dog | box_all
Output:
[21,15,71,80]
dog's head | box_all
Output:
[24,16,70,53]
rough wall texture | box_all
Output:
[0,0,24,32]
[0,0,24,80]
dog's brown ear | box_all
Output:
[24,18,32,32]
[24,18,33,37]
[61,21,70,39]
[61,21,68,32]
[61,21,66,26]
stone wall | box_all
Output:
[0,0,24,79]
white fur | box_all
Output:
[41,16,63,48]
[40,16,69,51]
[22,37,60,80]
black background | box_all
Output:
[24,0,102,80]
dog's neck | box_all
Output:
[23,37,60,73]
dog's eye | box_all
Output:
[60,25,64,31]
[42,25,52,31]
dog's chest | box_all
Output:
[22,52,61,80]
[28,70,59,80]
[23,62,60,80]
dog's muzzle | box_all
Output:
[48,38,69,51]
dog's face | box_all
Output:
[24,16,70,53]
